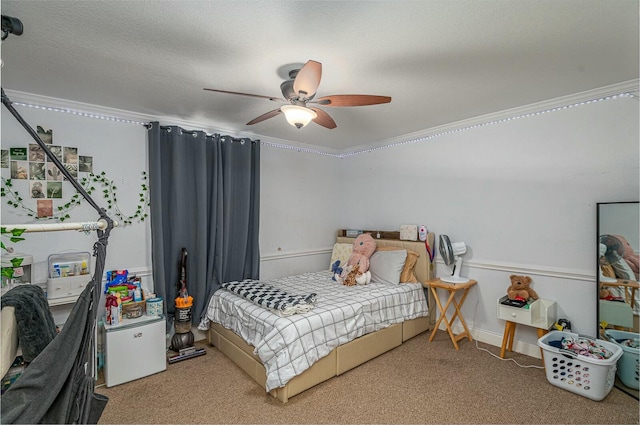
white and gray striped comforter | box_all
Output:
[198,270,428,392]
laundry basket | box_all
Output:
[604,329,639,390]
[537,330,623,401]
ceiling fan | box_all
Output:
[204,60,391,129]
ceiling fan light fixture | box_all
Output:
[281,105,317,129]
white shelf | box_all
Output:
[47,294,81,306]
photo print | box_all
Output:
[29,144,45,162]
[11,161,28,179]
[79,155,93,173]
[47,181,62,198]
[10,147,27,160]
[37,126,53,144]
[29,162,46,180]
[37,199,53,218]
[30,180,46,199]
[1,150,8,168]
[63,147,78,164]
[63,163,78,180]
[48,145,63,162]
[47,163,62,181]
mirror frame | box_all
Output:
[596,200,639,400]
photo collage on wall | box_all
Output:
[1,125,93,218]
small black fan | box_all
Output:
[438,234,470,284]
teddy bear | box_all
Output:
[346,233,376,284]
[507,274,539,301]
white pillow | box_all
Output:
[329,243,353,270]
[369,250,407,284]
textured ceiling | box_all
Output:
[1,0,638,152]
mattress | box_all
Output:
[198,270,428,391]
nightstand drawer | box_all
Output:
[497,296,557,328]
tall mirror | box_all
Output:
[597,201,639,399]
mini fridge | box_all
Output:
[104,314,166,387]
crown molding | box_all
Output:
[5,79,638,158]
[2,89,343,156]
[341,79,640,156]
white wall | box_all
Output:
[339,95,639,350]
[1,102,152,323]
[259,147,342,279]
[2,89,638,355]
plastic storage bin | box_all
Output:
[537,330,623,401]
[46,252,91,299]
[604,329,639,390]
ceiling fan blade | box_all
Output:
[246,108,282,125]
[203,88,283,102]
[293,60,322,99]
[310,108,337,129]
[314,94,391,107]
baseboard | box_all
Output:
[443,322,543,359]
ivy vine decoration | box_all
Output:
[1,227,25,281]
[84,171,150,225]
[0,171,150,225]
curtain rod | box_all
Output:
[2,219,118,233]
[156,124,259,143]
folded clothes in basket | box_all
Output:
[614,337,640,348]
[553,336,614,360]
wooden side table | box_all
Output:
[424,278,477,349]
[601,279,639,310]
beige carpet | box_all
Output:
[96,331,639,424]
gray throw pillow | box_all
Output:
[369,250,407,284]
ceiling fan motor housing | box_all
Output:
[280,79,296,100]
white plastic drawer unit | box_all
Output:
[46,275,91,299]
[104,314,166,387]
[497,296,557,329]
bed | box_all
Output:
[201,231,436,402]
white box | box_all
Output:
[104,314,166,387]
[497,296,557,329]
[399,225,418,241]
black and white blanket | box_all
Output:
[221,279,317,316]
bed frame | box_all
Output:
[207,232,436,402]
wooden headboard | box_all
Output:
[336,231,435,284]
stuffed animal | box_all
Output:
[507,274,539,301]
[346,233,376,284]
[343,264,360,286]
[331,260,343,281]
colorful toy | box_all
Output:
[331,260,343,281]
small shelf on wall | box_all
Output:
[47,294,80,307]
[337,229,402,239]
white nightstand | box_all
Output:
[104,314,167,387]
[497,296,557,359]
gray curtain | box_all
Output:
[147,122,260,324]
